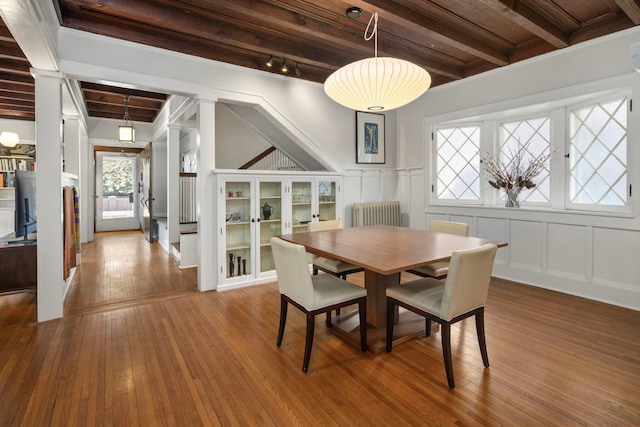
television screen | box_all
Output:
[14,170,37,240]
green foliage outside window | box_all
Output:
[102,157,134,197]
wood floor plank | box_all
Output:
[1,231,639,426]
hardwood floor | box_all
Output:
[64,231,198,316]
[1,232,639,425]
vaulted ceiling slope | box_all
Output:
[2,1,639,122]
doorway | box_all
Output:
[95,151,140,232]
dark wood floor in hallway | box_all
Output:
[64,231,198,316]
[0,230,639,425]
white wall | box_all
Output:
[396,27,640,310]
[0,119,35,143]
[215,104,271,169]
[152,142,167,217]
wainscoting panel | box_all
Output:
[547,223,587,281]
[509,220,544,272]
[477,216,507,265]
[592,227,640,288]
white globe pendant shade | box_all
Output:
[324,56,431,111]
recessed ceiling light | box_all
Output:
[346,7,362,19]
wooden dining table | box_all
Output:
[278,225,508,353]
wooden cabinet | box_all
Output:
[214,171,342,290]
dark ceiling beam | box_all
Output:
[614,0,640,25]
[0,58,31,75]
[174,0,464,78]
[0,97,34,109]
[0,40,29,60]
[0,109,35,121]
[0,90,34,101]
[570,14,634,44]
[356,0,510,66]
[85,101,157,119]
[64,0,463,80]
[0,71,33,86]
[61,9,339,82]
[81,92,163,110]
[477,0,569,48]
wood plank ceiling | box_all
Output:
[2,0,640,122]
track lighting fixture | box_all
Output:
[264,54,301,77]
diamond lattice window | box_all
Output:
[569,97,627,206]
[499,116,552,203]
[435,126,480,201]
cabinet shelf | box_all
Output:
[226,220,250,225]
[226,243,251,251]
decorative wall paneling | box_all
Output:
[425,208,640,311]
[342,169,400,228]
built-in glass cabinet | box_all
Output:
[215,171,341,290]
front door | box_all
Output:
[95,151,140,232]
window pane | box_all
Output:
[569,97,627,207]
[499,116,552,204]
[435,126,480,201]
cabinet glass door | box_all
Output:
[318,180,337,221]
[258,181,282,273]
[225,181,251,278]
[291,181,312,233]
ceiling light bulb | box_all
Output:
[266,55,274,67]
[281,58,288,73]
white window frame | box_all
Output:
[431,123,483,206]
[565,90,632,214]
[427,83,634,215]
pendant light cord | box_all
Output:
[364,12,378,58]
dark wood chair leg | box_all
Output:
[441,322,455,388]
[425,318,432,337]
[325,311,332,328]
[386,298,395,352]
[302,313,315,373]
[475,309,490,367]
[358,298,367,352]
[276,295,288,347]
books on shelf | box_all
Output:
[0,157,35,173]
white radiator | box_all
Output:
[352,201,401,227]
[179,173,197,223]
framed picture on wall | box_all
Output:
[356,111,385,164]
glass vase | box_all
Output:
[504,189,520,208]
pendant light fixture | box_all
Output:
[0,131,20,147]
[118,95,135,143]
[324,12,431,111]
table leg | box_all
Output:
[364,270,399,328]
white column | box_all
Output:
[33,69,64,322]
[167,125,180,244]
[197,100,216,291]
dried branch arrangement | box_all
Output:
[480,142,559,207]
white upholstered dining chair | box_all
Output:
[406,220,470,280]
[309,220,364,280]
[386,243,498,388]
[271,237,368,373]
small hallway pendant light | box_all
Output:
[118,95,135,143]
[324,12,431,111]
